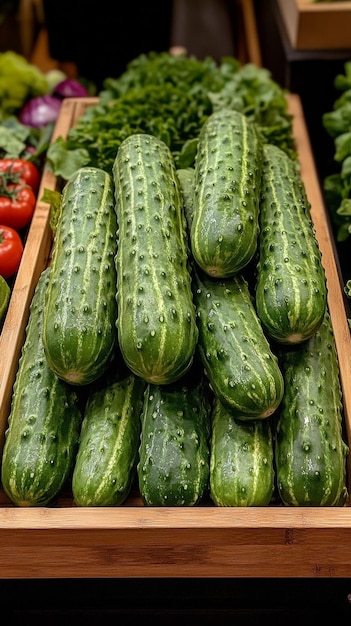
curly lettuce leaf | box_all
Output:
[47,52,295,182]
[46,136,90,180]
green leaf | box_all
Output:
[335,132,351,162]
[341,155,351,177]
[322,105,351,138]
[0,126,26,156]
[40,187,62,232]
[46,137,90,180]
[336,220,351,242]
[337,197,351,216]
[176,138,198,168]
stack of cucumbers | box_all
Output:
[1,108,349,508]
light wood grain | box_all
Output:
[0,95,351,579]
[0,508,351,578]
[276,0,351,49]
[240,0,262,67]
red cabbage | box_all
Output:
[19,95,62,128]
[53,79,89,98]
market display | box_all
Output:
[0,51,349,511]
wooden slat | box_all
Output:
[239,0,262,67]
[1,508,351,578]
[275,0,351,50]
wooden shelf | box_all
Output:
[275,0,351,50]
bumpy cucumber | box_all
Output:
[190,108,263,277]
[1,268,82,506]
[72,371,146,506]
[43,166,118,385]
[210,397,275,506]
[137,370,211,506]
[113,133,198,385]
[177,167,195,227]
[192,267,284,419]
[275,309,349,506]
[256,143,327,344]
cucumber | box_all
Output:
[113,133,198,385]
[43,166,118,385]
[190,108,263,278]
[72,370,146,506]
[255,143,327,344]
[137,369,212,506]
[1,268,82,506]
[176,167,195,228]
[210,397,275,506]
[0,274,10,328]
[275,309,349,506]
[192,266,284,420]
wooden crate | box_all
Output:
[0,95,351,580]
[275,0,351,50]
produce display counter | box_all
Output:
[254,0,351,100]
[0,95,351,579]
[275,0,351,51]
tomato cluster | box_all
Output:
[0,159,40,279]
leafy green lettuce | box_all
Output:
[46,51,294,181]
[323,62,351,246]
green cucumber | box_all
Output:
[138,369,211,506]
[176,167,195,228]
[275,309,349,506]
[192,267,284,419]
[0,275,10,328]
[43,166,118,385]
[256,143,327,344]
[1,268,82,506]
[190,108,263,278]
[72,371,146,506]
[210,397,275,506]
[113,133,198,385]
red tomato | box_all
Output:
[0,183,36,231]
[0,159,41,194]
[0,225,24,278]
